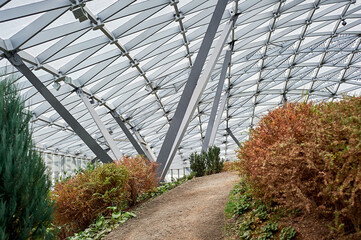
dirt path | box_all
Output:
[105,172,239,240]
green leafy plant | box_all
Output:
[258,222,278,240]
[68,206,136,240]
[225,179,296,240]
[0,77,55,240]
[280,226,296,240]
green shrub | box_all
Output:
[190,151,206,177]
[190,146,223,176]
[237,97,361,233]
[0,78,54,239]
[206,146,223,174]
[52,163,129,237]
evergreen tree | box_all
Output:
[0,77,54,239]
[208,146,223,173]
[189,152,206,177]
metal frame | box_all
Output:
[78,89,122,160]
[202,43,233,152]
[156,0,230,180]
[226,128,240,146]
[3,51,113,163]
[111,110,154,162]
[1,0,361,173]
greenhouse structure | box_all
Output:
[1,0,361,183]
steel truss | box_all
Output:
[0,0,360,178]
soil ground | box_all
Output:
[105,172,239,240]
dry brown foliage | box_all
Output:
[237,97,361,234]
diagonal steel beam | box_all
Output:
[202,44,233,151]
[132,129,156,162]
[110,110,151,161]
[0,0,10,8]
[3,51,113,163]
[156,0,231,181]
[209,90,229,147]
[9,8,67,50]
[226,128,240,146]
[77,89,122,160]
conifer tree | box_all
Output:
[0,77,54,239]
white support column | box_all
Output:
[77,89,122,160]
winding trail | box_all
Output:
[105,172,239,240]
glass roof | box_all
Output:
[1,0,361,169]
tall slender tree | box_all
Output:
[0,76,54,239]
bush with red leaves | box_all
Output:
[115,156,159,206]
[237,97,361,233]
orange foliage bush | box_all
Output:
[237,97,361,233]
[52,156,158,237]
[222,161,241,172]
[115,156,159,206]
[52,163,129,236]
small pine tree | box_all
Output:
[0,77,54,239]
[207,146,223,173]
[189,152,206,177]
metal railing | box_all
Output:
[166,167,191,182]
[38,150,91,184]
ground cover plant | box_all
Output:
[68,207,136,240]
[190,146,223,177]
[0,78,55,240]
[236,96,361,238]
[224,179,296,240]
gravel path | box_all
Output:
[105,172,239,240]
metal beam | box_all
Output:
[110,110,150,161]
[9,8,67,50]
[167,16,237,178]
[78,89,122,160]
[209,90,229,147]
[132,130,156,162]
[0,0,10,8]
[91,148,110,163]
[226,128,240,146]
[3,51,113,163]
[156,0,230,181]
[202,44,232,151]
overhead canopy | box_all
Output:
[0,0,361,168]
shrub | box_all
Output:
[237,97,361,233]
[223,160,241,172]
[115,156,158,206]
[52,163,129,236]
[190,146,223,176]
[190,151,206,177]
[206,146,223,174]
[0,78,54,239]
